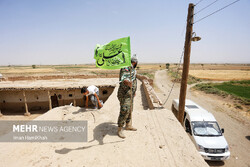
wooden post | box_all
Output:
[0,109,3,117]
[73,90,76,107]
[23,91,30,116]
[178,3,194,124]
[48,90,52,110]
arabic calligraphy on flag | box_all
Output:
[94,37,131,69]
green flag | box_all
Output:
[94,37,131,69]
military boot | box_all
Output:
[118,127,126,138]
[125,122,137,131]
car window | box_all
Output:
[191,121,222,136]
[185,119,192,135]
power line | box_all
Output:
[162,19,187,105]
[163,0,241,105]
[162,48,184,105]
[195,0,206,6]
[181,23,186,36]
[193,0,241,24]
[194,0,220,15]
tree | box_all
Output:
[32,65,36,69]
[201,64,204,70]
[166,63,170,70]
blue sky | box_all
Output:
[0,0,249,65]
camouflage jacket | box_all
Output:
[118,66,137,97]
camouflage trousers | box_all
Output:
[117,95,134,127]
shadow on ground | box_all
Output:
[72,108,90,114]
[1,109,48,115]
[89,122,118,145]
[206,160,225,166]
[140,84,149,110]
[55,122,123,154]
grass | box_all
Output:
[214,81,250,99]
[140,72,154,79]
[167,69,202,84]
[54,66,89,69]
[193,80,250,106]
[90,71,98,75]
[188,70,250,81]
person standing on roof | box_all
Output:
[81,85,103,109]
[117,54,138,138]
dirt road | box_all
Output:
[154,70,250,167]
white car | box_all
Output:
[172,99,230,161]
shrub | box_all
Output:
[166,63,170,69]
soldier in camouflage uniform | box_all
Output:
[117,55,138,138]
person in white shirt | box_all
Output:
[81,85,103,109]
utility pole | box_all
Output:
[178,3,194,124]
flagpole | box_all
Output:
[130,66,133,124]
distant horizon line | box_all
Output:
[0,63,249,67]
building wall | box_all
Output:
[0,86,115,114]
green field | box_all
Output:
[214,80,250,99]
[193,80,250,105]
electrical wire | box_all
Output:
[193,0,241,24]
[195,0,206,6]
[162,48,185,105]
[194,0,220,15]
[162,0,241,105]
[181,23,186,37]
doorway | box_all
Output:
[51,94,59,108]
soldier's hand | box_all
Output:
[124,80,132,88]
[99,103,103,108]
